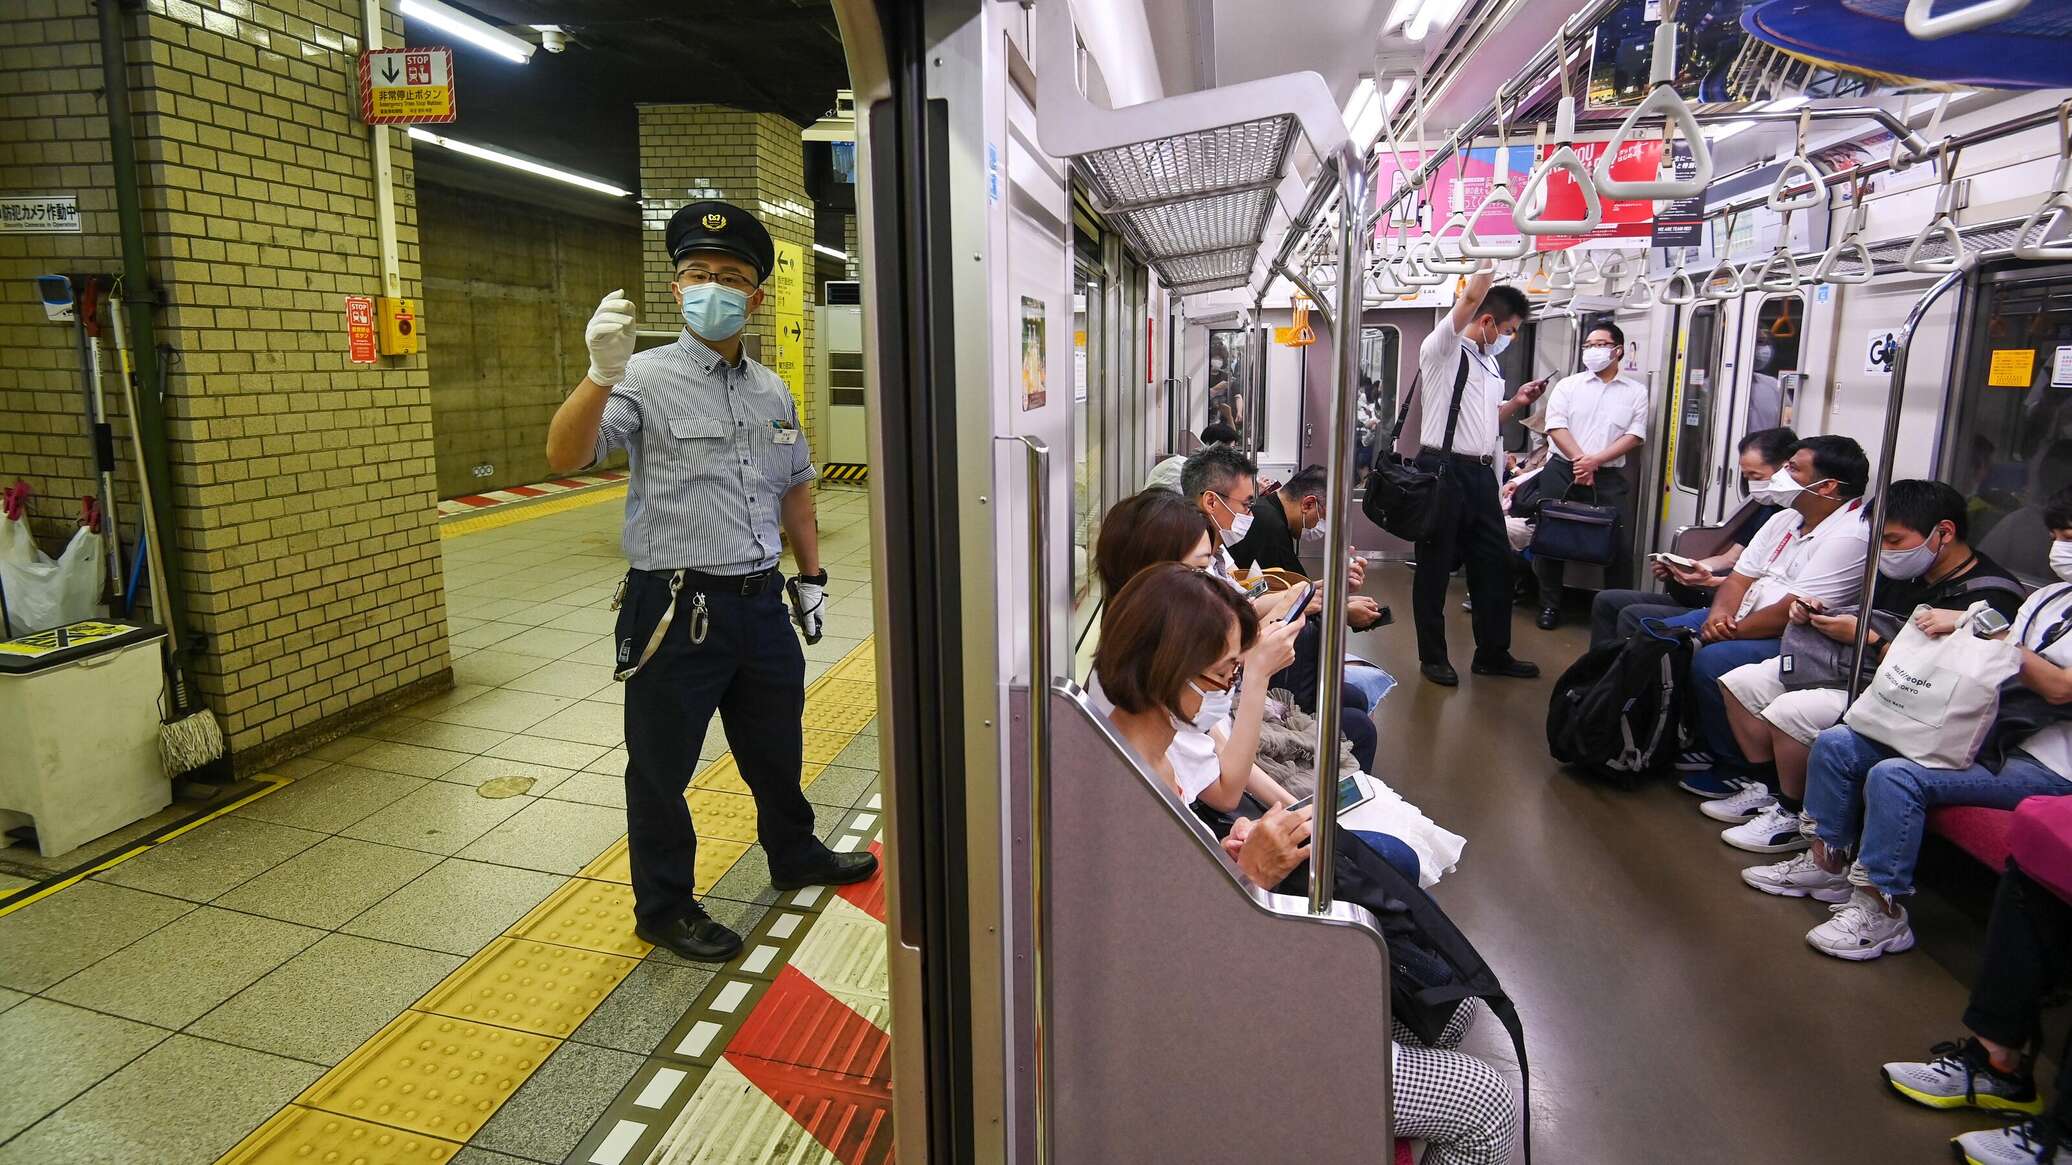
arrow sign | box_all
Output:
[779,253,794,271]
[382,61,400,83]
[787,322,802,340]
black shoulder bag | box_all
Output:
[1362,346,1473,543]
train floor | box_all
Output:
[0,482,887,1165]
[1353,563,2011,1164]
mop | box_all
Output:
[107,289,226,779]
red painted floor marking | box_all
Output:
[834,842,886,923]
[505,485,546,497]
[726,966,893,1165]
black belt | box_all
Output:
[636,567,778,596]
[1422,446,1495,466]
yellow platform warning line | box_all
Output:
[440,482,628,540]
[217,637,880,1165]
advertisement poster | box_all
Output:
[1530,138,1666,249]
[1020,296,1047,411]
[1372,145,1537,240]
[1650,143,1705,249]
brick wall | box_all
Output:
[635,104,821,453]
[419,180,640,498]
[0,0,450,763]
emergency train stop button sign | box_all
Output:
[358,47,457,125]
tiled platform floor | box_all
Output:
[0,484,886,1165]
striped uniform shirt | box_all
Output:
[592,331,817,573]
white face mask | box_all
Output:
[1301,515,1327,542]
[2052,540,2072,583]
[1484,331,1512,359]
[1581,347,1615,373]
[1182,681,1234,734]
[1760,473,1833,506]
[1877,530,1943,580]
[1755,343,1776,367]
[1210,493,1253,545]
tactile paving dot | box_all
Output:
[299,1011,557,1142]
[576,836,748,895]
[802,728,851,764]
[580,837,631,883]
[418,938,637,1037]
[805,701,876,734]
[218,1104,461,1164]
[507,877,648,957]
[685,789,760,842]
[691,757,751,795]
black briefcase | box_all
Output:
[1530,484,1618,565]
[1360,352,1473,543]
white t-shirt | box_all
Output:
[1087,673,1223,804]
[1543,370,1649,468]
[1414,312,1507,457]
[1731,499,1871,619]
[2009,584,2072,778]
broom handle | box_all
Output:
[106,294,191,715]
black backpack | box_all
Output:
[1546,619,1696,788]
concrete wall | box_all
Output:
[0,0,448,765]
[418,178,640,498]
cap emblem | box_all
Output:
[702,212,727,231]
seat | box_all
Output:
[1671,497,1765,562]
[1928,805,2017,873]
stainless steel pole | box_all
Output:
[1018,434,1053,1163]
[1310,152,1368,914]
[1246,308,1268,460]
[1847,260,1973,700]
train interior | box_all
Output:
[6,0,2072,1162]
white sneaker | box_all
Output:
[1700,782,1776,823]
[1741,851,1851,901]
[1722,804,1812,853]
[1807,888,1916,961]
[1953,1120,2065,1165]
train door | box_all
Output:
[1653,301,1728,545]
[1071,223,1107,661]
[1714,290,1809,504]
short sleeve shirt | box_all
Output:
[1543,370,1650,467]
[1732,500,1871,618]
[1414,313,1507,458]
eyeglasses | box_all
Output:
[1212,490,1254,514]
[1198,660,1243,691]
[675,266,758,293]
[1582,340,1620,349]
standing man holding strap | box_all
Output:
[1408,267,1546,686]
[546,200,875,962]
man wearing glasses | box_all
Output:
[546,201,874,963]
[1530,321,1650,630]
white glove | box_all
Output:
[585,288,638,386]
[787,572,827,644]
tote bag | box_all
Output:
[1842,601,2022,769]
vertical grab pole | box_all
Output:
[1847,260,1972,700]
[1246,308,1268,460]
[1018,434,1054,1164]
[1310,153,1368,914]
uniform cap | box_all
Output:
[666,200,775,284]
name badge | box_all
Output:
[774,429,798,445]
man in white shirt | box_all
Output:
[1657,434,1873,799]
[1409,267,1546,687]
[1532,322,1650,629]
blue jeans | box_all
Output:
[1804,724,2072,898]
[1346,664,1396,710]
[1655,608,1780,767]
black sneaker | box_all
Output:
[1420,661,1459,687]
[770,848,878,891]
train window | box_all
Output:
[1674,303,1722,492]
[1358,326,1400,438]
[1948,277,2072,585]
[1746,294,1805,434]
[1206,328,1253,441]
[1073,262,1106,643]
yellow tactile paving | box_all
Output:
[685,789,762,842]
[219,1106,462,1165]
[297,1011,558,1142]
[803,727,852,765]
[574,835,750,893]
[805,700,878,734]
[506,877,650,958]
[417,937,638,1037]
[690,755,753,794]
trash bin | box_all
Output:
[0,620,170,857]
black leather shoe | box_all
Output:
[770,849,878,891]
[1420,661,1459,687]
[636,909,743,963]
[1536,606,1561,630]
[1471,655,1541,679]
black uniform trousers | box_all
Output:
[1531,458,1633,599]
[616,568,821,928]
[1411,450,1512,667]
[1965,863,2072,1123]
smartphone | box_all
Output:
[1280,775,1370,816]
[1974,608,2012,638]
[1651,552,1700,570]
[1284,582,1317,624]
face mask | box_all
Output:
[1755,344,1776,366]
[1301,515,1327,542]
[1484,330,1512,358]
[1581,347,1615,373]
[1182,681,1234,733]
[1211,494,1253,544]
[2052,540,2072,583]
[1761,474,1833,506]
[679,282,751,341]
[1877,531,1942,580]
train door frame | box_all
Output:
[1713,288,1811,512]
[1653,299,1729,547]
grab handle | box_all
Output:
[1701,254,1744,300]
[2015,101,2072,261]
[1592,16,1712,200]
[1904,140,1966,274]
[1515,103,1603,235]
[1660,263,1698,306]
[1814,191,1874,284]
[1618,274,1657,312]
[1425,205,1482,275]
[1904,0,2030,39]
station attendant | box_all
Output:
[1531,322,1649,629]
[545,200,875,962]
[1409,266,1545,687]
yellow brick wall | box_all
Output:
[635,104,821,455]
[1,0,449,760]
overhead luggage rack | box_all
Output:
[1078,118,1296,293]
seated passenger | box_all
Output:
[1229,463,1325,575]
[1094,489,1380,775]
[1657,434,1872,798]
[1744,488,2072,961]
[1144,421,1240,493]
[1091,563,1517,1165]
[1707,480,2024,850]
[1589,426,1796,650]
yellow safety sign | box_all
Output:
[773,313,807,419]
[1989,348,2037,388]
[0,620,136,657]
[771,241,806,318]
[358,48,457,125]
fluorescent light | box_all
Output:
[1407,0,1472,40]
[400,0,534,64]
[1709,95,1809,142]
[813,243,848,261]
[406,127,631,197]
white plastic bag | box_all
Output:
[0,512,105,637]
[1843,601,2022,769]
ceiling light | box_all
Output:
[400,0,534,64]
[406,128,630,197]
[1707,95,1809,142]
[1385,0,1472,41]
[813,243,848,261]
